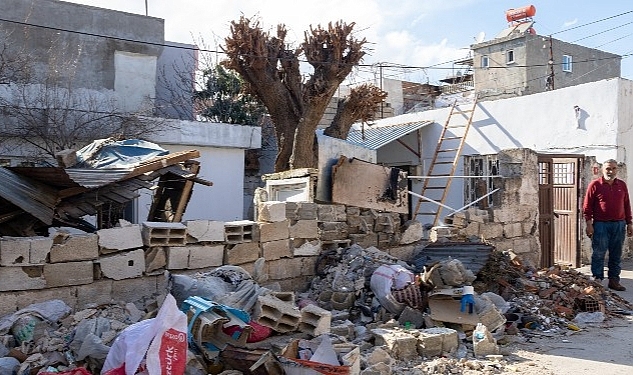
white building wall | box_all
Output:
[140,120,261,222]
[376,78,633,223]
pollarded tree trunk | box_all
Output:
[224,17,386,172]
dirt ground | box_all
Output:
[498,258,633,375]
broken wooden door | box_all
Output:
[538,155,582,268]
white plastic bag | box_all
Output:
[101,294,187,375]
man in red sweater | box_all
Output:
[583,159,633,291]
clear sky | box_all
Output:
[66,0,633,85]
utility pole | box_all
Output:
[547,35,554,90]
[145,0,149,16]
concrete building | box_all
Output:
[471,31,621,101]
[0,0,259,223]
[348,77,633,268]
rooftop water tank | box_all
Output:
[506,5,536,22]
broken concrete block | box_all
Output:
[142,222,187,247]
[400,221,423,244]
[417,327,459,358]
[371,328,419,360]
[76,279,113,308]
[258,220,289,242]
[55,148,78,167]
[289,219,319,239]
[30,237,53,264]
[99,249,145,280]
[317,204,347,222]
[253,294,301,333]
[185,220,225,243]
[330,320,355,340]
[261,239,291,261]
[297,202,318,220]
[165,246,189,270]
[188,244,224,269]
[145,247,167,273]
[44,261,94,287]
[98,224,144,252]
[0,266,45,291]
[225,242,260,265]
[0,237,31,266]
[258,201,287,222]
[224,220,257,243]
[292,239,321,256]
[299,303,331,336]
[49,234,99,263]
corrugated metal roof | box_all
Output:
[345,120,433,150]
[412,241,495,275]
[0,168,57,225]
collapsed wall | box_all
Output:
[0,202,416,316]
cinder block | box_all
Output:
[76,279,113,308]
[188,245,224,269]
[165,246,189,270]
[142,222,187,247]
[224,220,257,244]
[253,294,301,333]
[371,328,419,360]
[259,220,289,242]
[258,201,287,222]
[292,239,321,256]
[317,204,347,222]
[299,303,331,336]
[418,328,459,358]
[185,220,225,243]
[0,266,45,291]
[99,249,145,280]
[44,261,94,288]
[225,242,260,265]
[111,276,158,303]
[145,246,167,273]
[15,286,77,311]
[289,220,318,239]
[0,237,31,266]
[30,237,53,264]
[261,239,291,261]
[98,224,144,252]
[297,202,318,220]
[50,234,99,263]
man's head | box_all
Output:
[602,159,618,182]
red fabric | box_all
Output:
[583,177,632,224]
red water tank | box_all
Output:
[506,5,537,22]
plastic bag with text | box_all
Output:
[101,294,188,375]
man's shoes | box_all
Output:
[608,278,626,291]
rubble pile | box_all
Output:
[0,243,630,375]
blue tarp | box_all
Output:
[74,139,169,169]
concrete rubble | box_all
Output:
[0,242,631,375]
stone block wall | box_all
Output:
[0,202,407,315]
[447,149,541,267]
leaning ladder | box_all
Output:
[412,99,478,226]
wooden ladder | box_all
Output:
[413,99,478,226]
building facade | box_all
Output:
[471,33,621,101]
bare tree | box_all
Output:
[223,17,387,172]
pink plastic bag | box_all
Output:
[101,294,188,375]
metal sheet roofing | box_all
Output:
[345,120,433,150]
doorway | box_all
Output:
[538,155,583,268]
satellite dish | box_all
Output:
[475,31,486,43]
